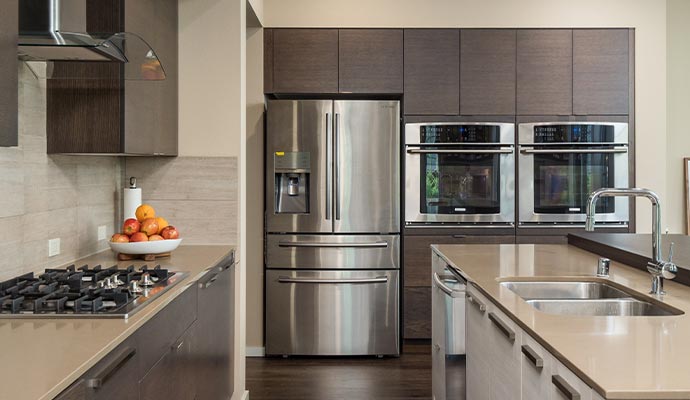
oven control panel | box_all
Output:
[421,125,501,144]
[534,124,615,143]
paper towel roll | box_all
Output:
[123,177,142,220]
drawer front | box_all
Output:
[266,234,400,269]
[83,336,140,400]
[265,269,399,356]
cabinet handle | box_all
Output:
[199,274,218,290]
[552,375,581,400]
[452,235,467,239]
[86,347,136,389]
[488,312,515,343]
[466,293,486,313]
[521,345,544,370]
[172,339,185,352]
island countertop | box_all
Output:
[433,243,690,400]
[0,245,235,400]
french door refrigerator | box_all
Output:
[265,99,400,356]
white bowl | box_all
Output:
[109,239,182,255]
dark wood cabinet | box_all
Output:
[517,29,573,116]
[0,0,18,147]
[271,29,338,93]
[403,235,515,339]
[573,29,630,115]
[404,29,460,115]
[460,29,516,115]
[338,29,403,93]
[47,0,178,155]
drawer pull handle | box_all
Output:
[86,347,136,389]
[278,241,388,248]
[278,276,388,284]
[199,274,218,290]
[552,375,581,400]
[521,345,544,369]
[488,312,515,342]
[466,293,486,312]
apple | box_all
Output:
[140,218,159,236]
[111,233,130,243]
[122,218,140,236]
[129,232,149,242]
[148,234,164,241]
[160,226,179,240]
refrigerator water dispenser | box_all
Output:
[274,152,310,214]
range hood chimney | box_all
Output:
[18,0,165,80]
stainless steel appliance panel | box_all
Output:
[266,234,400,270]
[266,100,333,233]
[333,100,400,233]
[265,269,400,356]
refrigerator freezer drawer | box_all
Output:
[265,269,400,356]
[265,234,400,270]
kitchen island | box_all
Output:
[0,245,235,400]
[434,243,690,399]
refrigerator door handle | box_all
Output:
[335,112,341,220]
[277,276,388,284]
[278,240,389,248]
[326,112,332,220]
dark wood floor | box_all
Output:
[246,343,441,399]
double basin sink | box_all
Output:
[499,280,683,317]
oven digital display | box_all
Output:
[534,125,615,143]
[421,125,501,143]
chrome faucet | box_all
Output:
[585,188,677,295]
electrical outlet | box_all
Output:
[48,238,60,257]
[98,225,107,241]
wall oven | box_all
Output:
[518,122,629,225]
[405,123,515,226]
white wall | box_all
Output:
[263,0,670,234]
[666,0,690,234]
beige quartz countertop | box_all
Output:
[0,245,235,400]
[433,243,690,400]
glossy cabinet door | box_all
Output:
[517,29,573,115]
[0,0,18,147]
[272,29,338,93]
[465,286,491,400]
[338,29,403,93]
[403,29,460,115]
[548,356,593,400]
[460,29,517,115]
[140,323,196,400]
[487,306,521,399]
[573,29,630,115]
[521,333,551,400]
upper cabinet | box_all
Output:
[460,29,516,115]
[0,0,18,147]
[517,29,573,116]
[271,29,339,93]
[573,29,630,115]
[404,29,460,115]
[339,29,403,94]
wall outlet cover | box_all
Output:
[98,225,107,241]
[48,238,60,257]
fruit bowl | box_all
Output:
[109,239,182,255]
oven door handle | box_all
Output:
[278,276,388,284]
[406,148,514,154]
[519,147,628,154]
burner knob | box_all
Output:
[139,272,154,287]
[128,280,142,293]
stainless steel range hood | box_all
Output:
[18,0,166,80]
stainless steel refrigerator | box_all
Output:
[264,99,400,356]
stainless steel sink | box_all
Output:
[499,279,683,317]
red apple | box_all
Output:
[140,218,159,236]
[161,226,179,240]
[122,218,140,236]
[111,233,130,243]
[129,232,149,242]
[148,234,164,241]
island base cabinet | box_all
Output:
[465,287,491,400]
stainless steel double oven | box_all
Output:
[405,122,515,226]
[518,122,630,225]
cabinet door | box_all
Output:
[465,286,491,400]
[460,29,516,115]
[0,0,17,147]
[86,337,140,400]
[487,307,521,400]
[573,29,630,115]
[272,29,338,93]
[338,29,403,93]
[140,323,196,400]
[194,263,234,400]
[517,29,573,115]
[53,380,86,400]
[404,29,460,115]
[548,358,593,400]
[521,333,551,400]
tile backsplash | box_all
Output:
[0,64,122,280]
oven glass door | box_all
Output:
[421,151,501,215]
[533,152,615,214]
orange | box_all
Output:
[155,217,169,234]
[135,204,155,222]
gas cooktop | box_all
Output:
[0,264,188,319]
